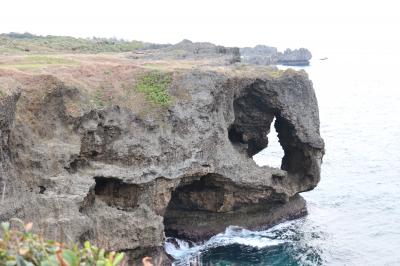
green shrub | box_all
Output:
[0,220,125,266]
[0,33,145,54]
[136,71,172,107]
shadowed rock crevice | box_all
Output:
[93,177,140,211]
[166,174,275,213]
[79,176,176,216]
[228,88,276,157]
[229,83,284,165]
[274,114,322,191]
[163,173,300,241]
[80,124,122,160]
[77,176,175,255]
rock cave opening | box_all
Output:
[227,85,285,169]
[252,118,284,168]
[162,173,301,241]
[93,177,140,210]
[165,174,232,215]
[227,82,313,181]
[163,173,271,240]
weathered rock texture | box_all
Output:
[0,52,324,263]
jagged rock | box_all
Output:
[240,45,278,65]
[0,56,324,262]
[134,39,312,66]
[277,48,312,66]
[132,39,241,64]
[241,46,312,66]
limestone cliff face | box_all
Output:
[0,62,324,262]
[0,92,20,199]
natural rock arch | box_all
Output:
[252,117,284,168]
[163,76,324,241]
[228,79,324,191]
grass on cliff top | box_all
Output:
[0,33,145,55]
[136,71,172,107]
[0,55,79,70]
[0,220,126,266]
[267,69,286,78]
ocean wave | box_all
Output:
[165,220,300,265]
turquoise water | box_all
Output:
[166,52,400,265]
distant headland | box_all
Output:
[0,32,312,66]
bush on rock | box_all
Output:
[0,220,125,266]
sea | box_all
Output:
[165,50,400,265]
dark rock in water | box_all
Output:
[241,46,312,66]
[0,56,324,261]
[277,48,312,66]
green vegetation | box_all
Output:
[136,71,172,107]
[0,33,145,54]
[0,220,125,266]
[92,90,105,108]
[90,89,109,108]
[268,69,285,78]
[0,55,78,70]
[18,55,77,65]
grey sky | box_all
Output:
[1,0,399,56]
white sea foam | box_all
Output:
[165,220,299,264]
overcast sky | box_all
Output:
[1,0,399,57]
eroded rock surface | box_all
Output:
[0,56,324,262]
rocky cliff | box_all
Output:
[241,45,312,66]
[0,50,324,264]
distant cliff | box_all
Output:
[1,33,311,66]
[241,45,312,66]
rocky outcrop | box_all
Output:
[240,45,279,65]
[0,59,324,262]
[133,40,312,66]
[277,48,312,66]
[133,39,241,64]
[241,46,312,66]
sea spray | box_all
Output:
[165,220,300,265]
